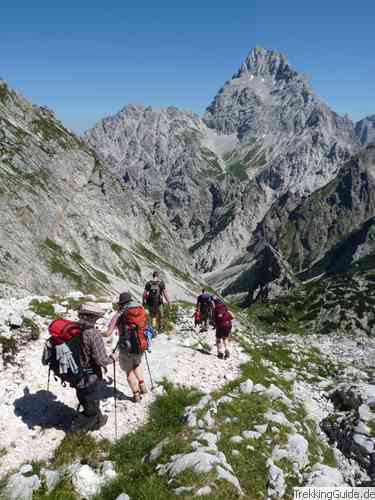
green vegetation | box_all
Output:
[226,160,248,180]
[0,162,49,195]
[53,433,110,469]
[42,239,111,294]
[29,299,56,318]
[247,271,375,338]
[136,243,194,284]
[200,147,224,178]
[163,304,179,333]
[0,83,9,103]
[0,335,17,358]
[149,220,161,243]
[22,317,41,339]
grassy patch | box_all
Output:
[96,382,202,500]
[227,160,248,181]
[53,433,110,469]
[29,299,56,318]
[163,304,179,333]
[22,317,41,339]
[42,239,110,294]
[0,335,17,360]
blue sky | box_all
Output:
[1,1,374,132]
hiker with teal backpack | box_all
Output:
[143,270,170,335]
[42,303,115,432]
[104,292,152,403]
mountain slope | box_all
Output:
[0,80,198,299]
[85,48,359,275]
[215,145,375,306]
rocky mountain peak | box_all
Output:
[236,47,300,84]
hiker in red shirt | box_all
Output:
[212,297,234,359]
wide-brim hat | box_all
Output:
[118,291,132,305]
[78,303,105,317]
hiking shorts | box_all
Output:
[147,303,163,319]
[119,350,143,374]
[216,326,231,339]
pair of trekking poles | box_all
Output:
[112,342,154,440]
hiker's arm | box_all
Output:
[162,288,171,305]
[92,332,114,367]
[102,312,120,338]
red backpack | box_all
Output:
[120,306,148,354]
[48,318,82,345]
[214,303,233,329]
[42,319,84,386]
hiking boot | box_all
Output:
[224,350,230,359]
[139,382,148,395]
[133,391,141,403]
[218,352,224,359]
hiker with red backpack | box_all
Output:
[212,297,234,359]
[143,270,170,334]
[105,292,149,403]
[196,289,214,332]
[42,303,115,432]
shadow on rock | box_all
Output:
[97,378,128,401]
[14,387,77,432]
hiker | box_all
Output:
[196,289,213,332]
[143,270,170,334]
[193,309,202,330]
[212,297,234,359]
[105,292,149,402]
[71,304,115,431]
[42,303,115,432]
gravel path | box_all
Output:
[0,311,248,477]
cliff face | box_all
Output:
[0,81,198,299]
[215,145,375,304]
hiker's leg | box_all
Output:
[158,305,164,331]
[76,382,99,417]
[120,351,139,393]
[133,357,144,382]
[127,369,139,393]
[216,329,225,355]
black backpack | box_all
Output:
[147,280,162,311]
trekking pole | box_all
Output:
[47,367,51,391]
[144,351,155,391]
[113,360,118,440]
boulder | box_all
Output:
[306,464,346,486]
[266,459,285,499]
[6,473,41,500]
[41,469,61,493]
[8,310,23,328]
[196,485,212,496]
[239,379,254,394]
[71,464,103,499]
